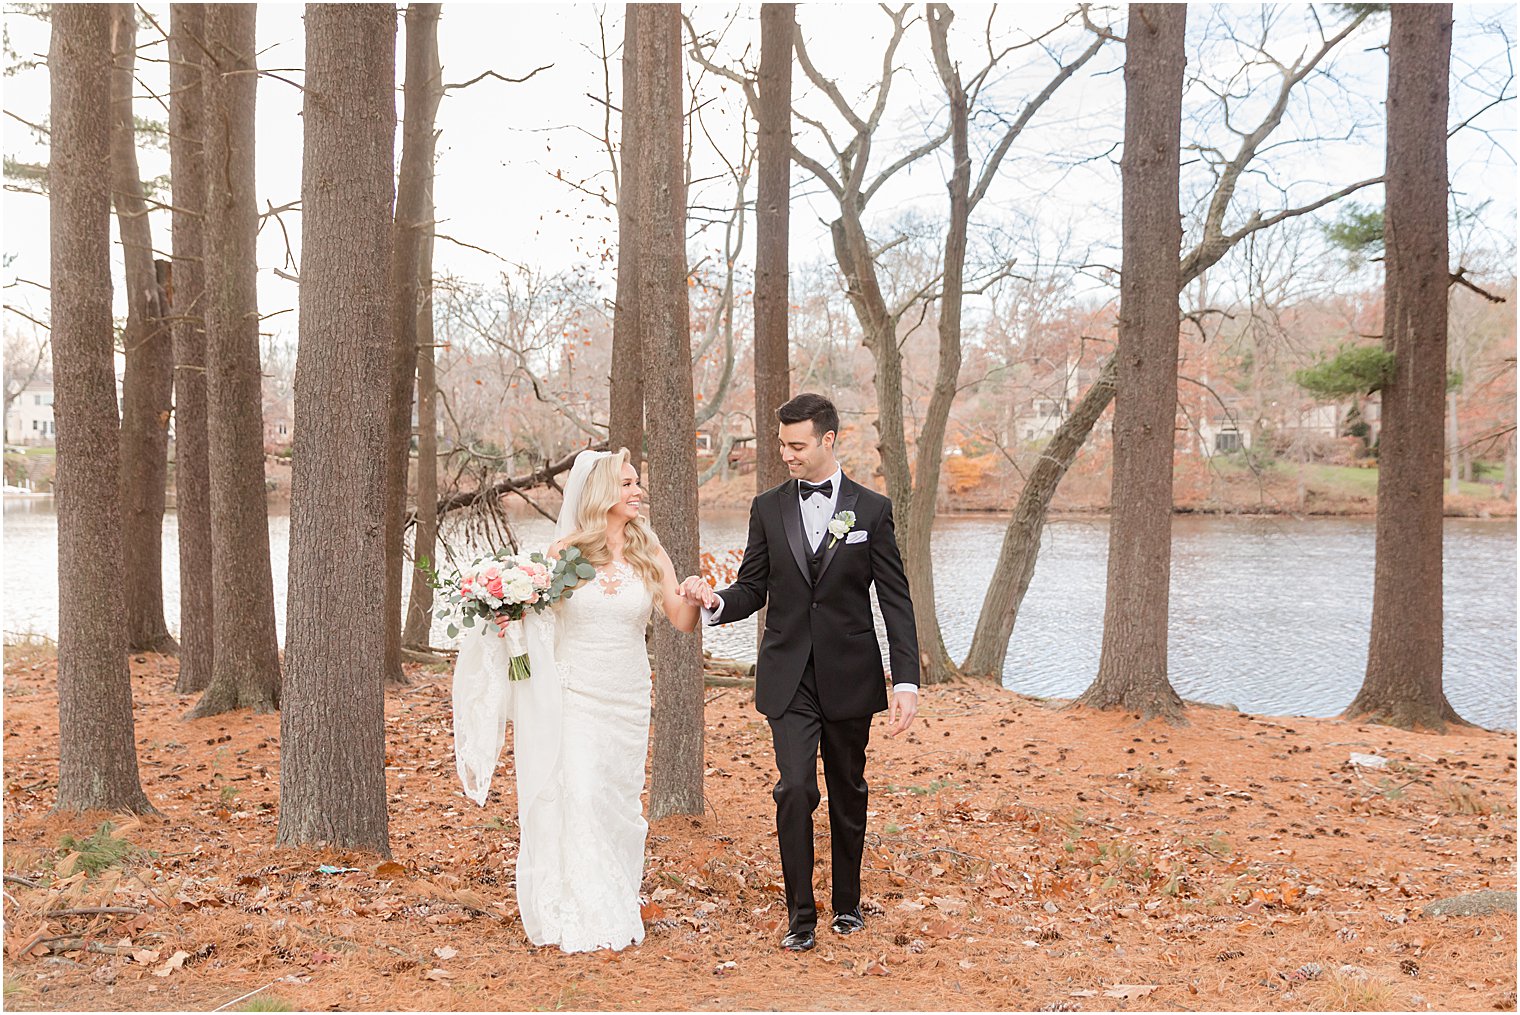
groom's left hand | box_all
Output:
[885,690,918,737]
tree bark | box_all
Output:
[383,2,442,683]
[111,3,177,656]
[278,3,397,853]
[608,7,646,464]
[49,2,154,814]
[1345,4,1469,732]
[962,357,1116,679]
[752,2,794,648]
[898,4,976,687]
[635,4,704,821]
[753,2,793,493]
[1076,2,1187,721]
[403,177,441,647]
[169,3,213,693]
[188,4,281,719]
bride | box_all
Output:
[450,448,699,953]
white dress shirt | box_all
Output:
[703,466,917,697]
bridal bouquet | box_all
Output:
[418,547,597,680]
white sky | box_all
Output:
[2,3,1515,358]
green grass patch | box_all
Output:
[1300,464,1501,500]
[57,822,133,876]
[239,997,295,1012]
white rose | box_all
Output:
[828,518,850,539]
[500,571,535,604]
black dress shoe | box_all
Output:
[780,928,816,951]
[830,909,865,935]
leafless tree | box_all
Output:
[963,5,1383,683]
[111,3,177,654]
[691,4,1103,683]
[169,2,213,693]
[188,3,282,718]
[383,2,442,679]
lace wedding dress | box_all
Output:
[452,558,653,953]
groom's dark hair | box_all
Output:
[777,392,839,441]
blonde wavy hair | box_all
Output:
[560,448,664,601]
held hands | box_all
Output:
[677,575,719,610]
[885,689,918,737]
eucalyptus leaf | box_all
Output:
[446,623,459,638]
[575,562,596,580]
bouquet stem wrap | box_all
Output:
[501,619,531,681]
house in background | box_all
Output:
[5,381,55,446]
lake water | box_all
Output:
[4,499,1514,729]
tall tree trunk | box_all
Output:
[608,6,646,463]
[188,4,281,718]
[1076,2,1187,721]
[636,4,704,821]
[383,2,442,683]
[403,191,440,647]
[962,357,1116,679]
[50,2,154,814]
[278,3,397,853]
[752,2,793,648]
[1345,4,1468,731]
[111,3,177,655]
[753,2,793,492]
[169,3,213,693]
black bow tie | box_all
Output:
[799,479,833,500]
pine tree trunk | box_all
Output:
[635,4,704,821]
[169,3,213,693]
[403,202,440,647]
[1076,3,1187,721]
[50,2,154,814]
[277,3,397,853]
[753,2,793,493]
[608,6,646,463]
[383,2,441,684]
[963,357,1116,679]
[1345,4,1469,731]
[111,3,177,656]
[188,3,281,719]
[751,2,794,648]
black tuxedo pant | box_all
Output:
[768,654,872,934]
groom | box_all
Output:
[680,392,919,952]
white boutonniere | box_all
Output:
[827,510,857,548]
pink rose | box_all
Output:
[488,578,505,599]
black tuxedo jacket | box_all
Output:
[714,473,920,720]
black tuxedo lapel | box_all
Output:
[814,475,859,584]
[780,480,813,585]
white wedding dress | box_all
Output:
[452,557,653,953]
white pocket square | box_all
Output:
[846,529,868,544]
